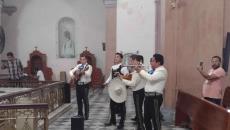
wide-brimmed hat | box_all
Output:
[108,78,127,103]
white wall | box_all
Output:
[1,0,106,80]
[117,0,156,66]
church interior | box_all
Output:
[0,0,230,130]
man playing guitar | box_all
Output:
[69,55,92,120]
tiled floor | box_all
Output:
[49,87,188,130]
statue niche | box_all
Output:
[24,49,53,80]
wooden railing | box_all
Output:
[0,103,48,130]
[0,81,67,113]
[175,90,230,130]
[0,79,54,88]
[0,80,70,129]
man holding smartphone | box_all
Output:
[197,56,226,105]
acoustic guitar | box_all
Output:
[69,65,89,86]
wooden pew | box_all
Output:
[175,90,230,130]
[222,86,230,108]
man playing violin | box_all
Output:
[69,55,92,120]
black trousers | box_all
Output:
[204,97,221,105]
[144,94,163,130]
[110,99,126,125]
[76,84,89,119]
[133,89,145,129]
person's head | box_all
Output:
[114,52,123,64]
[137,55,144,64]
[64,31,71,40]
[128,54,137,65]
[7,52,14,61]
[211,56,221,69]
[150,53,164,69]
[133,55,142,66]
[33,66,39,75]
[80,55,88,65]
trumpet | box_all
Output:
[122,65,145,67]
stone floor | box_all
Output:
[49,87,188,130]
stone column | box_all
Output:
[0,0,3,25]
[103,0,117,78]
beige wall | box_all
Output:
[162,0,225,108]
[224,0,230,34]
[105,5,117,79]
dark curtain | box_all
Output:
[223,32,230,72]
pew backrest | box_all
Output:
[222,86,230,108]
[175,90,230,130]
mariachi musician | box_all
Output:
[119,54,146,130]
[104,52,129,129]
[69,55,92,120]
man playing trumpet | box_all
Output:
[135,54,168,130]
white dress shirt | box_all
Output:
[37,70,45,81]
[121,71,145,91]
[104,63,129,84]
[69,63,93,84]
[139,66,168,94]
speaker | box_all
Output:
[71,115,84,130]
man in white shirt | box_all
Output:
[36,70,45,81]
[104,52,129,129]
[120,54,145,130]
[135,53,168,130]
[69,55,92,120]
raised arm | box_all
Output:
[139,69,167,82]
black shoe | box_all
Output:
[104,122,116,126]
[77,114,83,117]
[131,117,137,121]
[160,113,164,121]
[117,124,124,129]
[85,114,89,120]
[137,126,145,130]
[78,112,83,116]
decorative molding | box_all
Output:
[1,0,17,16]
[0,0,3,8]
[2,6,17,16]
[169,0,177,9]
[103,0,117,7]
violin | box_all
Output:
[121,74,132,80]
